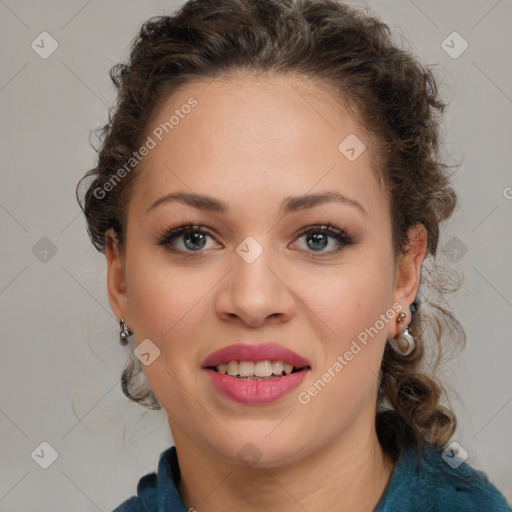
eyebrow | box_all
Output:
[146,190,368,217]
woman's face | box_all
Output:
[106,73,424,467]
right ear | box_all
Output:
[105,229,129,323]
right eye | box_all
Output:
[157,224,221,253]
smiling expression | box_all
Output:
[105,72,423,467]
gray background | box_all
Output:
[0,0,511,510]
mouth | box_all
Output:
[202,343,311,404]
[206,360,311,381]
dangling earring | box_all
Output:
[395,325,415,355]
[119,317,133,346]
[389,307,416,356]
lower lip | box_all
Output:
[204,368,309,404]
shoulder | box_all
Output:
[419,445,510,511]
[112,495,148,512]
[111,473,158,512]
[110,446,187,512]
[376,444,511,512]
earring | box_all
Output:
[389,307,416,356]
[119,317,133,346]
[394,325,415,355]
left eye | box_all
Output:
[292,224,355,253]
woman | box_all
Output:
[77,0,510,510]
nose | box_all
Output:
[215,241,296,328]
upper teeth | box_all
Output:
[216,360,294,377]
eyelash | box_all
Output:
[156,222,356,255]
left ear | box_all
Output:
[389,223,428,335]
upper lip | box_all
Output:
[202,343,311,369]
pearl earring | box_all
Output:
[394,325,415,355]
[389,304,417,356]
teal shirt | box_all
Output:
[112,444,510,511]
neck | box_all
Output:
[171,411,394,512]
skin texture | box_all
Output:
[105,73,427,512]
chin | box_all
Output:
[203,428,311,469]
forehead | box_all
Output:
[128,73,385,221]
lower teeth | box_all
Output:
[233,374,283,380]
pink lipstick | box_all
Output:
[202,343,311,404]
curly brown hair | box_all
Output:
[76,0,466,459]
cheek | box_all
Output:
[300,253,394,345]
[124,251,211,411]
[124,248,210,350]
[298,262,393,424]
